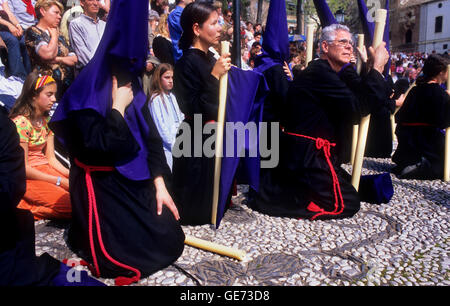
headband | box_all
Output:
[35,75,56,90]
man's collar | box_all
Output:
[82,13,100,24]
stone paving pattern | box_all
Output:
[35,156,449,286]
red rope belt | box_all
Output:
[280,127,345,220]
[400,122,433,127]
[74,159,141,286]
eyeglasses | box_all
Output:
[226,14,232,18]
[328,39,355,48]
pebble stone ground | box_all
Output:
[34,155,449,286]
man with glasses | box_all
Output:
[220,8,233,42]
[248,24,390,221]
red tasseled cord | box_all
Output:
[75,159,141,286]
[281,127,345,220]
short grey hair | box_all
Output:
[319,24,352,55]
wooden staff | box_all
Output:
[184,235,246,261]
[306,22,315,65]
[211,41,230,226]
[444,64,450,181]
[351,34,365,165]
[351,9,387,191]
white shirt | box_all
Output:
[148,92,184,170]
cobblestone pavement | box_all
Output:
[35,157,449,286]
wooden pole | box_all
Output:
[444,64,450,181]
[352,34,364,165]
[211,41,230,227]
[184,235,246,261]
[351,9,387,191]
[356,34,364,75]
[306,22,315,65]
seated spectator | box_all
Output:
[142,10,161,98]
[153,13,174,66]
[219,8,233,42]
[168,0,193,63]
[25,0,78,99]
[214,0,224,26]
[151,0,165,15]
[392,54,450,180]
[9,71,71,220]
[69,0,106,71]
[0,0,32,79]
[148,63,184,170]
[97,0,110,20]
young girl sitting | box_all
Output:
[148,63,184,170]
[9,71,71,220]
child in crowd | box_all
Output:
[9,71,71,220]
[148,63,184,170]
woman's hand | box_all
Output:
[60,177,70,191]
[111,76,134,116]
[154,176,180,221]
[54,55,78,67]
[283,61,293,80]
[211,52,231,80]
[48,26,59,39]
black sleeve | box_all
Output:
[153,36,175,66]
[0,107,26,212]
[141,104,172,180]
[263,64,290,120]
[338,65,391,119]
[63,109,141,164]
[173,57,219,121]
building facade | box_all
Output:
[390,0,449,53]
[418,0,450,53]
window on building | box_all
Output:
[405,29,412,43]
[438,3,443,8]
[435,16,443,33]
[444,44,448,50]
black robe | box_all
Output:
[51,108,185,279]
[259,64,290,123]
[392,83,450,179]
[0,106,60,285]
[172,48,221,225]
[153,36,175,66]
[339,66,395,158]
[248,59,387,220]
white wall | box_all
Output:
[418,0,450,53]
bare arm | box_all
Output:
[1,1,22,36]
[45,133,70,178]
[20,141,68,190]
[37,27,60,60]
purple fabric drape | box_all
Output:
[216,67,268,228]
[313,0,337,27]
[50,0,151,181]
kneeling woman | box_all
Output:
[392,54,450,179]
[49,0,184,285]
[10,72,71,220]
[172,2,231,225]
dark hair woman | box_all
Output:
[172,1,231,225]
[392,54,450,179]
[9,70,71,220]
